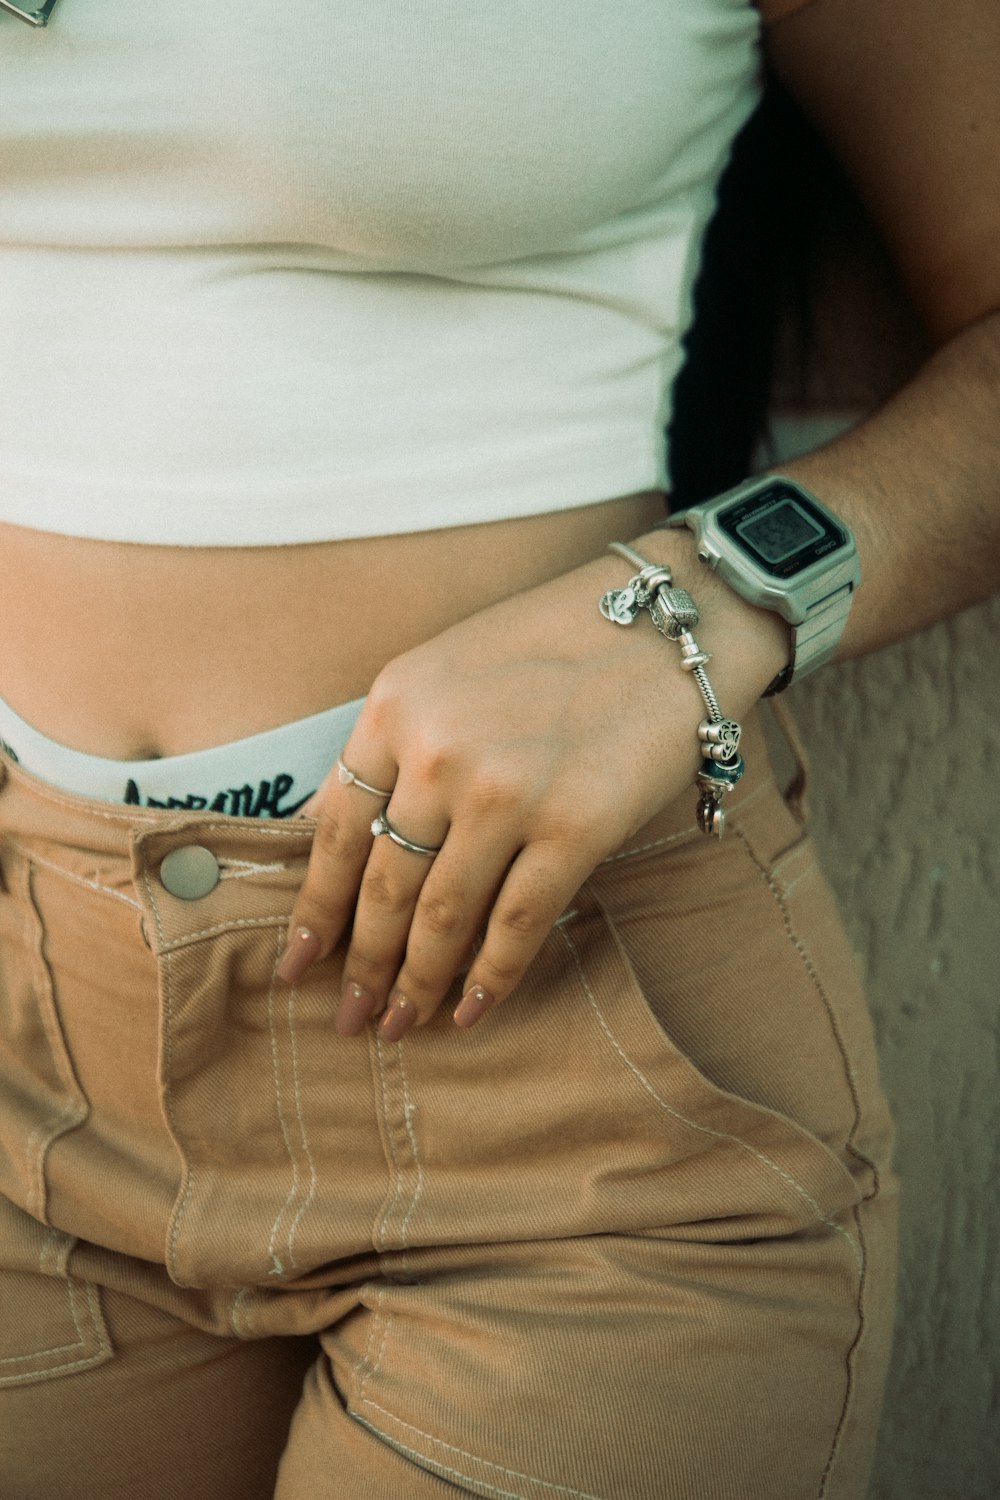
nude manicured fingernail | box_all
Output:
[380,994,418,1042]
[453,985,496,1029]
[336,982,378,1037]
[276,926,321,983]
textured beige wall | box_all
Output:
[755,146,999,1494]
[787,597,1000,1500]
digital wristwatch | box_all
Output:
[664,475,860,694]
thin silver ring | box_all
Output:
[370,809,441,858]
[337,758,394,800]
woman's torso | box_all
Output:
[0,1,759,758]
[0,496,665,759]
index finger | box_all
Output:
[275,752,393,981]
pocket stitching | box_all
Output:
[264,934,320,1280]
[17,861,89,1223]
[556,911,863,1268]
[0,1244,111,1386]
[731,826,883,1201]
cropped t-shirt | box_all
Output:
[0,1,804,546]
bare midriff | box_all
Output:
[0,490,666,761]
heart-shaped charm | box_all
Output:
[599,586,640,626]
[698,718,742,762]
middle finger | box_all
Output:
[379,829,521,1039]
[335,803,448,1035]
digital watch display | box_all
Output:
[717,483,849,578]
[664,475,860,692]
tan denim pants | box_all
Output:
[0,709,897,1500]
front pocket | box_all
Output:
[0,855,88,1230]
[0,1198,111,1388]
[588,785,887,1179]
[567,857,867,1240]
[0,853,113,1387]
[363,877,867,1256]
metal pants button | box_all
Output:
[159,845,221,900]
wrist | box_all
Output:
[629,523,792,707]
[598,526,786,835]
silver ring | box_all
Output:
[337,758,394,800]
[370,809,441,858]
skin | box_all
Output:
[3,0,999,1043]
[287,0,1000,1039]
[0,492,665,757]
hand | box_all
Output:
[275,533,786,1039]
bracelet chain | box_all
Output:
[600,544,745,837]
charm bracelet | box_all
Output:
[600,543,745,837]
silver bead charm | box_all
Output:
[650,587,700,640]
[698,718,742,762]
[676,631,712,671]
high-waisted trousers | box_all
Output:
[0,708,897,1500]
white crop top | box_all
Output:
[0,1,763,546]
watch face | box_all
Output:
[718,482,847,578]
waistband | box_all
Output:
[0,694,366,818]
[0,705,792,877]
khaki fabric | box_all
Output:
[0,712,896,1499]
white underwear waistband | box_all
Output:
[0,694,366,818]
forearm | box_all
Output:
[624,306,1000,695]
[767,307,1000,662]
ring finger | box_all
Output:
[377,827,525,1039]
[335,802,451,1037]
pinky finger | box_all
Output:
[452,843,591,1029]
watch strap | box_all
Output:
[762,577,855,694]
